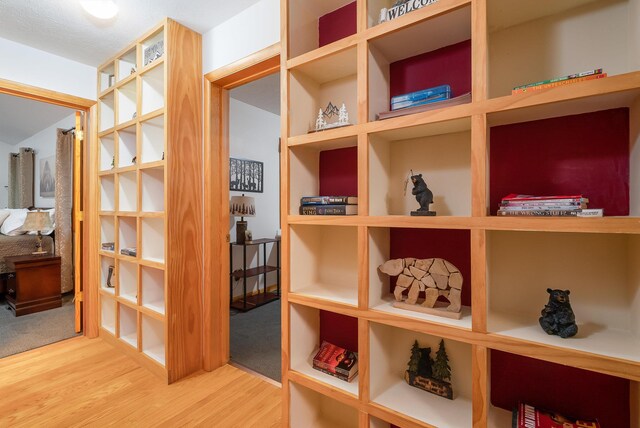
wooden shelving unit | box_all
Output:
[281,0,640,426]
[94,19,202,383]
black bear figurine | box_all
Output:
[410,173,436,216]
[539,288,578,338]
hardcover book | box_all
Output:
[300,196,358,205]
[513,68,603,91]
[300,204,358,215]
[512,73,606,95]
[391,85,451,110]
[312,340,358,382]
[513,403,601,428]
[377,92,471,120]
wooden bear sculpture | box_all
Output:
[378,258,463,319]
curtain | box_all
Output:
[55,130,73,294]
[8,148,34,208]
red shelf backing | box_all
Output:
[490,108,630,216]
[319,2,357,48]
[319,146,358,197]
[319,310,359,353]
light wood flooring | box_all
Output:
[0,337,282,427]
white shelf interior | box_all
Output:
[99,63,115,92]
[118,171,137,212]
[100,216,115,249]
[100,256,115,293]
[288,137,357,216]
[99,92,115,132]
[141,217,164,263]
[117,125,137,168]
[368,5,471,121]
[141,65,164,115]
[289,304,359,396]
[100,176,115,212]
[287,0,355,58]
[142,314,165,366]
[141,168,164,212]
[368,227,472,329]
[290,225,359,306]
[488,231,640,363]
[141,30,164,67]
[487,405,514,428]
[369,122,472,216]
[487,0,640,98]
[289,382,359,428]
[369,322,473,427]
[118,260,138,304]
[117,80,137,125]
[140,114,164,164]
[117,48,137,81]
[101,296,116,335]
[99,135,115,171]
[141,265,165,315]
[289,63,357,137]
[118,304,138,349]
[118,216,137,255]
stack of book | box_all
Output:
[101,242,114,251]
[120,247,137,257]
[498,194,602,217]
[299,196,358,215]
[312,340,358,382]
[391,84,451,111]
[512,68,606,95]
[512,402,601,428]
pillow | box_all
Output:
[0,210,9,228]
[0,208,28,236]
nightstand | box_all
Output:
[4,254,62,316]
[230,238,280,311]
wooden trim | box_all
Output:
[0,78,95,109]
[86,104,100,338]
[471,0,488,102]
[204,43,280,88]
[203,44,282,374]
[472,345,489,428]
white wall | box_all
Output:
[17,114,76,208]
[229,97,280,298]
[202,0,280,74]
[0,37,96,101]
[0,141,12,208]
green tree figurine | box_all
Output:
[432,339,451,382]
[407,340,421,375]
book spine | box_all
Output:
[498,209,579,216]
[391,84,450,104]
[512,68,603,90]
[391,93,450,110]
[502,194,586,202]
[499,205,585,211]
[576,208,604,217]
[312,364,350,382]
[300,205,356,215]
[300,196,356,205]
[512,73,606,94]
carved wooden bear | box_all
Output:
[411,173,433,213]
[539,288,578,338]
[378,257,462,314]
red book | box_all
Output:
[312,340,358,382]
[501,194,586,203]
[514,403,601,428]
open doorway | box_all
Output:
[0,92,83,358]
[227,73,281,382]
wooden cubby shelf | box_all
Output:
[94,18,202,383]
[282,0,640,426]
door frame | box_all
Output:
[0,78,98,336]
[202,44,280,370]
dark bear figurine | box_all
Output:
[539,288,578,338]
[410,173,435,216]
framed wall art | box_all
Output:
[229,158,263,193]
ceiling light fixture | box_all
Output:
[80,0,119,20]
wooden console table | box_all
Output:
[230,238,280,312]
[4,254,62,316]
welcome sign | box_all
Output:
[379,0,439,24]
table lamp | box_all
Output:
[230,194,255,244]
[23,210,53,255]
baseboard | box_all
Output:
[231,284,279,303]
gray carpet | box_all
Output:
[0,297,79,359]
[230,299,281,382]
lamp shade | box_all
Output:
[22,210,53,232]
[230,195,256,217]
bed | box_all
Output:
[0,234,54,274]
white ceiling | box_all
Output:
[0,0,263,66]
[230,73,281,116]
[0,93,76,145]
